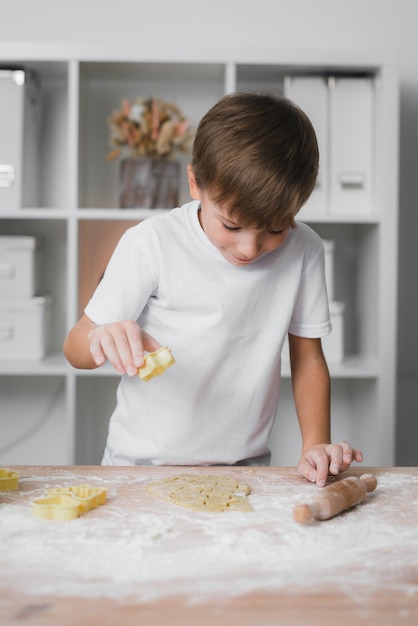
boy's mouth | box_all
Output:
[230,254,256,265]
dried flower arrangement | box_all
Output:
[107,97,194,161]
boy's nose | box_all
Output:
[236,234,261,259]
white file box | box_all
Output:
[0,69,40,210]
[284,75,328,217]
[323,239,335,301]
[0,296,50,360]
[0,235,40,298]
[321,301,345,362]
[329,77,374,215]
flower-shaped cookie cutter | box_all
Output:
[0,468,19,491]
[47,484,108,513]
[32,495,82,521]
[32,484,107,520]
[137,346,175,382]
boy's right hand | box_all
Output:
[88,320,162,377]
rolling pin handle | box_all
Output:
[292,503,315,524]
[360,473,378,493]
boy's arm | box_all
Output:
[63,314,101,370]
[63,314,161,377]
[289,334,362,487]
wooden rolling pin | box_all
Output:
[293,473,377,524]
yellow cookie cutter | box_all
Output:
[47,485,108,514]
[32,484,107,520]
[0,468,19,491]
[32,495,82,521]
[137,346,175,382]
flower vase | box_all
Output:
[119,158,180,209]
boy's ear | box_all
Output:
[187,165,201,200]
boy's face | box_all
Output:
[187,166,289,266]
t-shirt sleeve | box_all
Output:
[287,232,332,339]
[84,226,156,325]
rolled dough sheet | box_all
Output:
[146,474,252,512]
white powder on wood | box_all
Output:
[0,470,417,605]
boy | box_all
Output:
[63,92,362,487]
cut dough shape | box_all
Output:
[146,474,252,512]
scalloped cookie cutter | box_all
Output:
[137,346,175,382]
[32,484,107,520]
[47,485,108,513]
[0,468,19,491]
[32,495,81,521]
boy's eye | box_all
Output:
[268,229,285,236]
[223,224,240,232]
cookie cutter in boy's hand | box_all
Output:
[137,346,175,382]
[32,484,107,520]
[0,468,19,491]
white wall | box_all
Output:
[1,0,417,464]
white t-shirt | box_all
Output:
[85,200,331,466]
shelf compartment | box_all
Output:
[0,218,68,354]
[0,61,69,210]
[306,222,379,363]
[78,218,139,316]
[270,378,380,465]
[0,375,69,465]
[75,376,119,464]
[78,61,226,209]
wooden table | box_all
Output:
[1,466,417,626]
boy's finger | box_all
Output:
[338,440,354,464]
[141,329,163,354]
[129,333,145,368]
[327,444,343,475]
[309,452,329,487]
[354,449,364,462]
[297,460,317,485]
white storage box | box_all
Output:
[322,301,345,362]
[281,300,345,364]
[0,296,50,360]
[323,239,335,301]
[0,68,40,210]
[284,75,329,217]
[285,74,374,216]
[329,77,374,215]
[0,235,40,298]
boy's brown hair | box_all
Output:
[191,92,319,230]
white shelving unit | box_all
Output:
[0,45,399,467]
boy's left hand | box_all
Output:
[297,441,363,488]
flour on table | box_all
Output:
[146,474,252,512]
[1,469,418,607]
